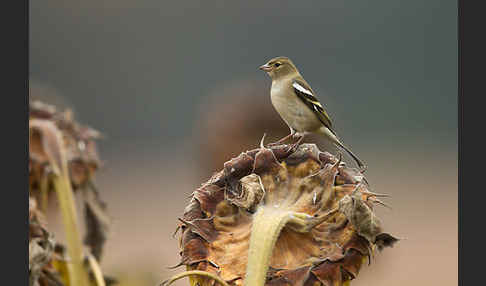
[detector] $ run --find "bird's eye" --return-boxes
[274,63,281,67]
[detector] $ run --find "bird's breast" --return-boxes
[270,81,321,132]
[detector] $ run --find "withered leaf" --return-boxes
[338,189,398,250]
[83,182,111,261]
[227,174,265,212]
[338,192,382,244]
[374,233,399,251]
[29,232,55,286]
[29,119,65,175]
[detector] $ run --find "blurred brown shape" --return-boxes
[174,143,397,285]
[194,80,330,175]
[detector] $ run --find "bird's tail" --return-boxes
[335,140,366,171]
[320,127,366,171]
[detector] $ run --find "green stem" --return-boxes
[244,207,293,286]
[243,206,339,286]
[162,270,230,286]
[87,253,106,286]
[53,173,90,286]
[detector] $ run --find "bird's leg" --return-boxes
[286,133,306,152]
[294,133,305,145]
[268,128,296,146]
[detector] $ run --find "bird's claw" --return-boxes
[267,141,283,147]
[285,142,300,154]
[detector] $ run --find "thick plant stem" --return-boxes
[53,173,90,286]
[243,207,293,286]
[87,253,106,286]
[51,124,89,286]
[243,206,339,286]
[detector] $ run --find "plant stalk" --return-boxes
[243,206,339,286]
[52,173,90,286]
[244,207,293,286]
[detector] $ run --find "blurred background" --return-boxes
[30,1,457,285]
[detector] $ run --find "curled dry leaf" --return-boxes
[29,119,65,175]
[337,186,399,251]
[29,196,62,286]
[170,143,398,286]
[226,173,265,212]
[29,236,56,286]
[83,182,111,261]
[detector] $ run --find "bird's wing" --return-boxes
[292,79,334,131]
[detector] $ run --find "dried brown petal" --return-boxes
[337,186,398,248]
[267,267,312,286]
[226,174,265,212]
[83,183,111,261]
[29,196,56,286]
[29,119,64,175]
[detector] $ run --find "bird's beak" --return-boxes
[259,64,272,72]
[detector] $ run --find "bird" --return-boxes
[259,56,366,170]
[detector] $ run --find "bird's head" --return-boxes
[259,56,299,79]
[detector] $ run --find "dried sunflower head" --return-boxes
[29,100,101,191]
[28,100,112,286]
[168,142,397,286]
[29,100,110,260]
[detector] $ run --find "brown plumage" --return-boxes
[259,56,366,170]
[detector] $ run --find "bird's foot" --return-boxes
[285,134,305,153]
[268,133,294,146]
[292,132,302,139]
[294,134,305,145]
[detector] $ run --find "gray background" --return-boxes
[30,1,457,285]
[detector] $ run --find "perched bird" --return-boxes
[259,56,366,170]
